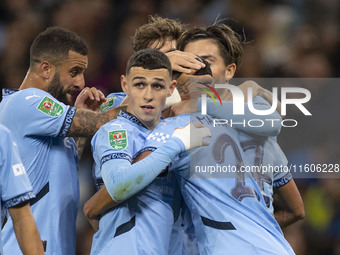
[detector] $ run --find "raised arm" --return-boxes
[67,105,127,137]
[166,50,206,74]
[273,179,305,228]
[84,124,210,230]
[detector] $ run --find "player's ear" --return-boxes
[224,63,236,82]
[167,80,176,97]
[121,75,128,94]
[40,61,54,80]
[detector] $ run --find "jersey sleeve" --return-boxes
[198,96,282,136]
[92,122,185,203]
[10,88,76,138]
[0,125,35,208]
[143,115,190,151]
[99,92,127,112]
[266,137,293,188]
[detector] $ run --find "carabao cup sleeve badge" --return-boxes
[100,96,115,112]
[37,96,64,117]
[109,130,127,150]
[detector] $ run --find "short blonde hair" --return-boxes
[132,15,183,52]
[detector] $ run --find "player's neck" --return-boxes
[125,107,161,130]
[142,118,160,130]
[19,70,46,91]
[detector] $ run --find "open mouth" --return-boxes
[141,105,155,112]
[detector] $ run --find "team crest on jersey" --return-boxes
[37,96,64,117]
[100,96,116,112]
[109,130,127,150]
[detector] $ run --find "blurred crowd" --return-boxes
[0,0,339,254]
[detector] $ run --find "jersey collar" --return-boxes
[119,110,148,129]
[2,88,19,97]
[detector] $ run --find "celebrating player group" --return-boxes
[0,15,304,255]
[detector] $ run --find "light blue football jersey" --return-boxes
[93,92,127,189]
[99,92,127,112]
[0,88,79,255]
[142,114,192,255]
[90,111,188,255]
[143,110,294,255]
[0,124,35,255]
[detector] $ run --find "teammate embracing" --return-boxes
[87,49,210,255]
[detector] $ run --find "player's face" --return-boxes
[183,39,235,82]
[149,38,176,53]
[47,50,88,105]
[121,67,175,129]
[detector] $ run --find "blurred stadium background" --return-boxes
[0,0,339,254]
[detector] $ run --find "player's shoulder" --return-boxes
[106,92,126,99]
[8,88,62,108]
[97,114,135,135]
[163,113,190,126]
[14,88,50,98]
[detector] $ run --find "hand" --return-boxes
[222,80,260,101]
[222,81,282,115]
[166,50,205,74]
[75,87,106,112]
[176,73,213,100]
[172,123,211,151]
[169,99,198,116]
[87,217,99,232]
[239,81,282,115]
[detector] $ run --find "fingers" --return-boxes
[177,73,213,86]
[202,141,210,146]
[166,51,206,74]
[192,74,214,86]
[75,87,107,110]
[83,87,106,103]
[193,122,204,128]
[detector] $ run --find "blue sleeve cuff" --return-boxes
[58,106,77,138]
[4,192,35,208]
[273,175,293,189]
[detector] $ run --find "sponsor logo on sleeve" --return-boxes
[100,96,116,112]
[37,97,64,117]
[109,130,127,150]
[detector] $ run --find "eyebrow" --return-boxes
[199,55,216,61]
[71,66,84,71]
[132,77,166,82]
[69,66,85,73]
[132,76,146,81]
[154,78,166,82]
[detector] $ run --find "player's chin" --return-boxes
[140,114,155,122]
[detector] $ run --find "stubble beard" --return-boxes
[47,72,72,105]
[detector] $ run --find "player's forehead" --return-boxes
[60,50,88,70]
[127,66,170,82]
[183,38,220,58]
